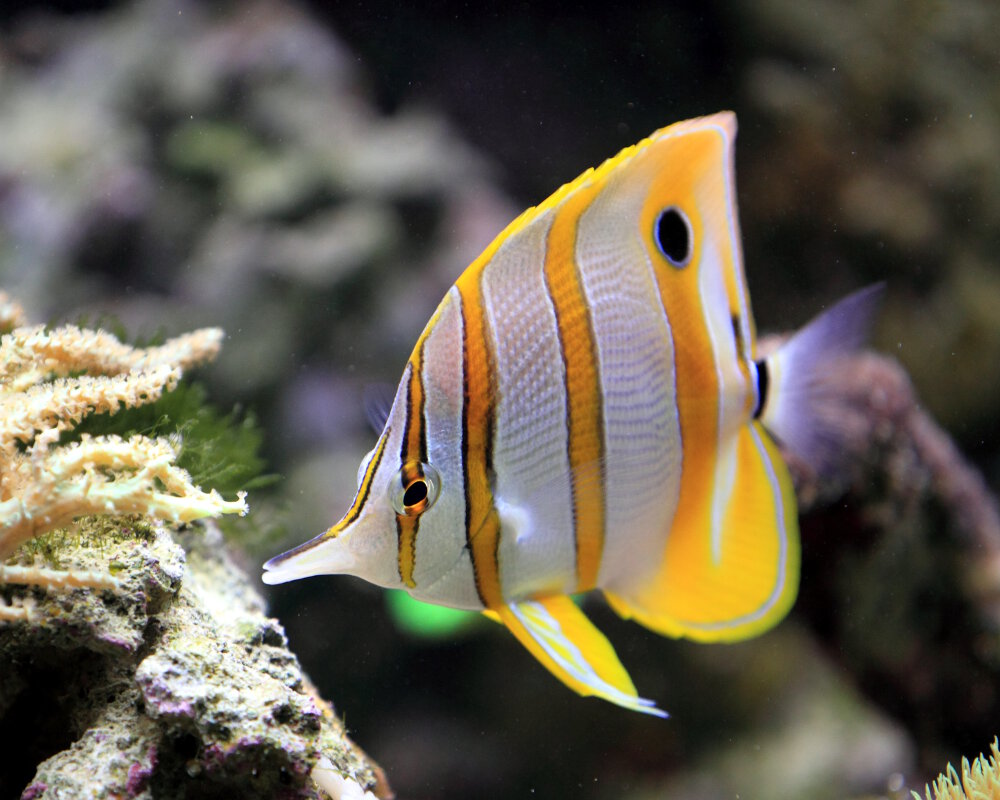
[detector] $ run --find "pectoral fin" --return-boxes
[487,596,666,717]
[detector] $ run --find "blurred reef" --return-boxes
[1,1,999,798]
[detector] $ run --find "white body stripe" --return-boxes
[574,171,682,589]
[698,234,746,563]
[411,289,481,608]
[680,424,789,632]
[715,122,754,362]
[745,424,789,622]
[480,211,578,599]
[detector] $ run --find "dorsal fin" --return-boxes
[362,382,396,433]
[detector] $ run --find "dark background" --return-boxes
[1,1,999,798]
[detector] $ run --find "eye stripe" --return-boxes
[396,514,418,588]
[395,358,424,588]
[395,329,432,588]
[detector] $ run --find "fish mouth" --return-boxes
[261,529,358,585]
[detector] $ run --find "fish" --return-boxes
[262,112,882,717]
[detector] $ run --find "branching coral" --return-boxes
[915,737,1000,800]
[0,291,247,563]
[0,562,123,622]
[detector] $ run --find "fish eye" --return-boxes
[390,462,441,517]
[403,480,427,508]
[654,207,692,268]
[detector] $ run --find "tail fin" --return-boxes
[757,283,884,477]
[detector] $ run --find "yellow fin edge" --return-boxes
[489,596,666,717]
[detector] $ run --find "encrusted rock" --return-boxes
[0,520,387,799]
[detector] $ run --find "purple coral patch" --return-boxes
[125,763,151,796]
[124,745,158,796]
[21,783,47,800]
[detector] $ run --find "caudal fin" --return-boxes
[757,283,884,477]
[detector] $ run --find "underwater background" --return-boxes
[1,1,999,797]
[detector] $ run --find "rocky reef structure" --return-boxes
[1,519,387,800]
[786,347,1000,764]
[0,296,387,798]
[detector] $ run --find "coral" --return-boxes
[0,298,247,562]
[0,291,386,796]
[0,562,120,621]
[0,519,390,799]
[915,738,1000,800]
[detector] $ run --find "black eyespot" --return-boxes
[402,479,428,509]
[654,207,692,267]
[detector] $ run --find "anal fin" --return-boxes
[488,596,666,717]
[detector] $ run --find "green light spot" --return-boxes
[386,591,479,638]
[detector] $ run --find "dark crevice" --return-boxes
[0,648,111,799]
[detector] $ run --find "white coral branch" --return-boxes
[0,595,35,623]
[0,301,249,566]
[0,365,180,457]
[0,434,247,560]
[0,325,223,387]
[0,563,120,590]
